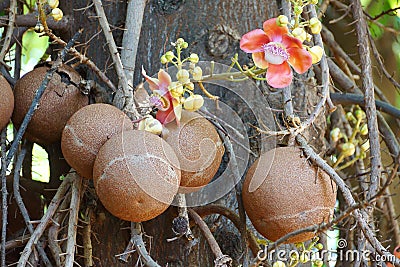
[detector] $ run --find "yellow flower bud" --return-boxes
[138,116,163,135]
[272,261,286,267]
[181,42,188,49]
[189,53,199,63]
[164,51,175,62]
[310,19,322,34]
[48,0,59,9]
[354,109,366,120]
[176,38,185,45]
[361,140,370,152]
[292,27,307,43]
[185,82,194,91]
[340,142,356,157]
[277,15,289,27]
[160,55,168,64]
[360,124,368,135]
[309,46,324,64]
[310,0,319,4]
[346,112,357,124]
[176,69,190,84]
[293,5,303,15]
[51,7,63,22]
[184,94,204,111]
[314,259,323,267]
[330,127,341,142]
[315,243,324,250]
[168,82,184,98]
[192,66,203,81]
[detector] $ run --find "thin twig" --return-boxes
[92,0,139,118]
[0,0,16,69]
[5,30,82,168]
[12,146,52,267]
[176,193,194,239]
[65,175,84,267]
[352,0,382,204]
[82,207,93,267]
[1,129,7,267]
[188,209,232,267]
[17,172,76,267]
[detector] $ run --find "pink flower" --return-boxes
[142,68,182,125]
[240,18,312,88]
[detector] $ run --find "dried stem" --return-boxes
[65,175,84,267]
[352,0,382,204]
[188,209,232,267]
[17,172,76,267]
[1,129,7,267]
[0,0,16,69]
[12,146,52,267]
[82,207,93,267]
[92,0,139,118]
[175,193,194,239]
[5,30,82,167]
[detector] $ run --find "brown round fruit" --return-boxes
[242,146,336,243]
[163,111,224,192]
[93,130,181,222]
[0,75,14,131]
[12,65,88,145]
[61,103,133,179]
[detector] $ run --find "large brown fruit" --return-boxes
[0,74,14,131]
[61,103,133,179]
[242,146,336,243]
[12,65,88,145]
[93,130,181,222]
[163,111,224,191]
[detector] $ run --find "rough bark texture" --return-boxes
[50,1,325,266]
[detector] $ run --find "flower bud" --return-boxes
[293,5,303,15]
[51,8,63,22]
[169,82,184,98]
[272,261,286,267]
[176,69,190,84]
[314,259,323,267]
[138,116,163,135]
[184,94,204,111]
[354,109,366,120]
[310,0,319,4]
[192,66,203,81]
[292,27,307,43]
[309,46,324,64]
[361,140,370,152]
[315,243,324,250]
[181,42,189,49]
[189,53,199,63]
[360,124,368,135]
[48,0,59,9]
[176,38,185,45]
[309,17,322,34]
[346,112,357,124]
[340,142,356,157]
[330,127,341,142]
[277,15,289,27]
[185,82,194,91]
[160,55,168,64]
[164,51,175,62]
[34,22,44,33]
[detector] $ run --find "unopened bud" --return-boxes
[160,55,168,64]
[272,261,286,267]
[176,69,190,84]
[300,252,309,263]
[309,46,324,64]
[192,66,203,81]
[169,82,184,98]
[360,124,368,135]
[346,112,357,124]
[189,53,199,63]
[292,27,307,43]
[309,17,322,34]
[51,8,63,22]
[184,94,204,111]
[164,51,175,62]
[277,15,289,27]
[330,127,341,142]
[48,0,59,9]
[138,116,163,135]
[361,140,370,152]
[341,142,356,157]
[293,5,303,15]
[354,109,366,120]
[176,38,185,45]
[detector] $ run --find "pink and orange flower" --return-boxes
[142,68,182,125]
[240,18,312,88]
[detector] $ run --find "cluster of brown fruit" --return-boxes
[0,65,336,243]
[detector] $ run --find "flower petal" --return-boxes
[266,62,292,88]
[157,69,172,88]
[263,18,288,42]
[142,67,160,91]
[281,34,303,49]
[287,47,313,74]
[240,29,270,53]
[252,52,269,69]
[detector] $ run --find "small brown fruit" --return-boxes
[93,130,181,222]
[242,146,336,243]
[12,65,88,145]
[163,111,224,192]
[61,103,133,179]
[0,75,14,131]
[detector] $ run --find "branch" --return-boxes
[1,129,7,267]
[0,0,16,69]
[92,0,139,119]
[5,30,82,168]
[352,0,382,204]
[17,172,76,267]
[188,209,232,267]
[65,175,84,267]
[12,146,52,267]
[0,13,70,31]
